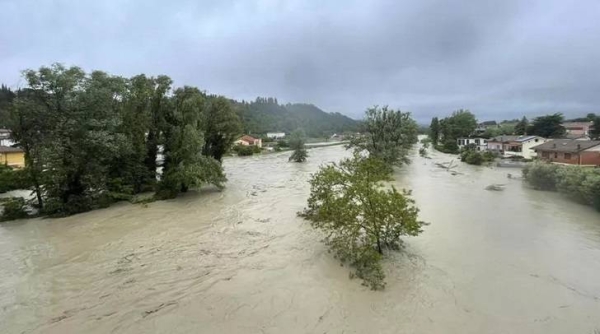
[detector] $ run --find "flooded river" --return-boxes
[1,146,599,333]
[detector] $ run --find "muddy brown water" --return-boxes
[1,145,599,333]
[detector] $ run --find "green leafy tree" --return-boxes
[109,74,155,195]
[157,87,226,199]
[10,89,49,208]
[351,106,418,167]
[16,65,128,215]
[514,117,529,135]
[202,96,242,162]
[0,84,16,128]
[429,117,440,145]
[144,76,172,182]
[437,109,477,152]
[300,155,425,289]
[289,129,308,162]
[527,113,566,138]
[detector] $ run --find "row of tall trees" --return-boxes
[429,109,477,153]
[7,64,241,216]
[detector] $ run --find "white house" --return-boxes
[0,129,14,147]
[457,138,488,151]
[266,132,286,139]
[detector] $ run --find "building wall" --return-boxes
[580,151,600,166]
[457,138,487,151]
[538,151,579,164]
[266,132,285,139]
[0,152,25,168]
[537,149,600,166]
[521,138,547,159]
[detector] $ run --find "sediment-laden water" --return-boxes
[1,146,599,333]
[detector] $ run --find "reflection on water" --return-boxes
[1,146,599,333]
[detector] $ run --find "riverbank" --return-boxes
[1,145,600,333]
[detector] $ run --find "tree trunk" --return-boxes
[376,238,383,254]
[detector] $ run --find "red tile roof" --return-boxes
[240,135,258,143]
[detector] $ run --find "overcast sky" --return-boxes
[2,0,600,122]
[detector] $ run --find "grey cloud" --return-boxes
[1,0,599,122]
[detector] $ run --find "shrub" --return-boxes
[232,144,260,156]
[523,162,600,212]
[1,197,29,221]
[522,162,559,191]
[0,165,31,193]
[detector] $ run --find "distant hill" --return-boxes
[233,97,359,137]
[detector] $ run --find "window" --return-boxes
[564,153,572,160]
[554,152,558,158]
[475,139,480,145]
[535,139,539,142]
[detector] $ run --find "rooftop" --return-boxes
[0,146,23,153]
[489,135,540,143]
[532,139,600,153]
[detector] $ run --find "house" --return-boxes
[457,138,488,151]
[0,129,14,147]
[0,146,25,168]
[564,133,591,141]
[235,135,262,148]
[487,135,547,159]
[266,132,286,139]
[532,139,600,166]
[562,122,593,136]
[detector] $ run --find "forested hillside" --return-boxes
[233,97,359,137]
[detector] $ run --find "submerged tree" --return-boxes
[289,129,308,162]
[156,87,226,199]
[351,106,418,167]
[202,96,242,162]
[300,155,425,289]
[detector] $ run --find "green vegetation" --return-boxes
[431,109,477,153]
[289,129,308,162]
[0,165,30,193]
[429,117,440,146]
[0,197,29,221]
[350,106,418,167]
[527,113,566,138]
[235,98,359,138]
[5,63,240,218]
[300,155,425,289]
[459,147,496,165]
[590,115,600,140]
[232,145,261,156]
[514,116,529,135]
[301,106,424,290]
[523,162,600,211]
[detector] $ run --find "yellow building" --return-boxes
[0,146,25,168]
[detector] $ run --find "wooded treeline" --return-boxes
[234,99,359,137]
[5,64,241,217]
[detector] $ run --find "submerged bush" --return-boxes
[232,144,261,156]
[300,155,426,289]
[522,162,559,191]
[523,162,600,211]
[1,197,29,221]
[459,147,495,166]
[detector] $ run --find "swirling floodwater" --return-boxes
[1,145,599,334]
